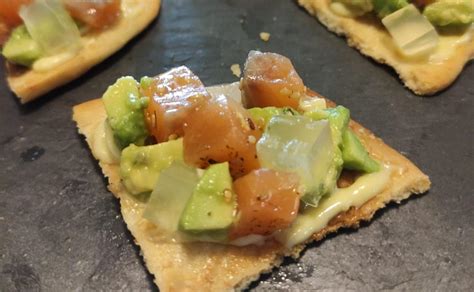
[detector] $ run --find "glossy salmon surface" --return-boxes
[64,0,121,30]
[241,51,306,109]
[183,94,261,179]
[230,169,300,239]
[142,66,211,142]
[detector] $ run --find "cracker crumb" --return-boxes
[259,32,270,42]
[280,87,291,95]
[168,134,178,141]
[247,135,256,144]
[230,64,241,77]
[224,189,233,203]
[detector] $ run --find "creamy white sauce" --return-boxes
[275,165,392,248]
[429,28,473,64]
[32,50,78,72]
[122,0,145,18]
[92,119,121,164]
[230,234,266,246]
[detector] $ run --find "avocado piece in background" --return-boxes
[102,77,149,148]
[423,0,473,27]
[342,129,380,173]
[2,25,43,67]
[372,0,409,18]
[120,139,184,196]
[179,162,235,236]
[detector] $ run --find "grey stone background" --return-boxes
[1,0,473,291]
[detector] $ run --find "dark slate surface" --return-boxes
[1,0,473,291]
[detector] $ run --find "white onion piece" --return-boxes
[20,0,81,56]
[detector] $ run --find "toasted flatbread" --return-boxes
[297,0,474,95]
[72,84,430,291]
[6,0,161,103]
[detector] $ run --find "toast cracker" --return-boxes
[298,0,474,95]
[73,90,430,291]
[6,0,161,103]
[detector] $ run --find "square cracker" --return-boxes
[297,0,474,95]
[6,0,161,103]
[73,94,430,291]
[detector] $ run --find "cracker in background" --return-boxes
[6,0,161,103]
[298,0,474,95]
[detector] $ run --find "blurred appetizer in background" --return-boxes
[0,0,161,103]
[73,51,430,291]
[298,0,474,95]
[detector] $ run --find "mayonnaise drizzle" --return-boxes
[275,165,392,248]
[92,119,121,164]
[32,50,78,72]
[429,27,473,64]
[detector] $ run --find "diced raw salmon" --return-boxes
[64,0,121,30]
[142,66,211,142]
[230,169,300,239]
[241,51,306,109]
[183,94,261,178]
[0,0,32,28]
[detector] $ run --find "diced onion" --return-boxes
[19,0,81,56]
[382,4,439,57]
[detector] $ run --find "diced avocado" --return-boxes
[382,4,439,57]
[341,129,380,173]
[330,0,374,17]
[179,162,235,235]
[257,115,337,206]
[247,107,298,129]
[2,25,43,67]
[372,0,409,19]
[143,162,199,234]
[140,76,154,91]
[102,77,149,148]
[325,106,350,148]
[120,139,184,196]
[423,0,474,27]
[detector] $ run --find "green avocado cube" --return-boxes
[179,162,235,234]
[2,25,43,67]
[341,129,380,173]
[423,0,474,27]
[102,76,149,148]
